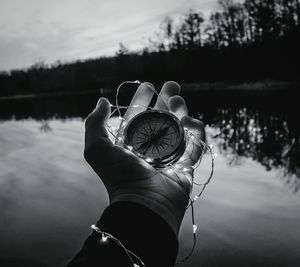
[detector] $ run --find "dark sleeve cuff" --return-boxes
[68,201,178,267]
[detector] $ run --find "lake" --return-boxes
[0,88,299,267]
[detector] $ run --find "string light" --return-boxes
[126,145,133,151]
[167,168,173,173]
[104,81,216,266]
[193,225,198,234]
[91,224,145,267]
[101,234,108,242]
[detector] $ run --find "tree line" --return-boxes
[0,0,299,97]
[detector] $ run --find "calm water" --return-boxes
[0,91,299,267]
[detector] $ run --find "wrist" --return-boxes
[109,189,187,236]
[97,201,179,267]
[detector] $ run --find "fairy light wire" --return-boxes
[103,80,216,265]
[91,224,145,267]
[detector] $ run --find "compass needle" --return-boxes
[124,110,185,167]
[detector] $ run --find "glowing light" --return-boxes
[167,168,173,173]
[178,156,185,162]
[118,116,123,120]
[209,144,214,149]
[133,264,140,267]
[194,196,199,201]
[117,137,123,142]
[109,103,113,107]
[145,158,153,163]
[183,167,189,172]
[127,145,133,151]
[132,104,139,108]
[213,153,218,159]
[101,234,108,242]
[193,224,198,234]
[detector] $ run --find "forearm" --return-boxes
[67,201,178,267]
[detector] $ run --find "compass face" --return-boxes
[124,110,185,167]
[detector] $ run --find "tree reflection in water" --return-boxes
[198,108,300,192]
[0,94,299,192]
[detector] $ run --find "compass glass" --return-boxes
[124,110,185,167]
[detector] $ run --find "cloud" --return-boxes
[0,0,218,71]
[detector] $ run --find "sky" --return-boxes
[0,0,219,71]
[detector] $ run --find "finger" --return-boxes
[168,95,188,120]
[154,81,181,111]
[182,115,205,142]
[85,97,111,137]
[177,116,206,168]
[84,98,115,164]
[123,82,155,123]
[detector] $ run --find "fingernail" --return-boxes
[96,98,104,107]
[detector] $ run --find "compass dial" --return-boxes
[124,110,185,167]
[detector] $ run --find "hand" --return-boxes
[84,81,205,235]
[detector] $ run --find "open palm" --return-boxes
[84,81,205,235]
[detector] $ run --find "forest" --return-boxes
[0,0,299,97]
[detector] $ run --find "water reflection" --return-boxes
[199,107,300,192]
[0,94,299,191]
[40,120,52,132]
[1,119,299,267]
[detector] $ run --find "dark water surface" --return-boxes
[0,89,299,267]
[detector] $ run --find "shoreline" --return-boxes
[0,81,298,101]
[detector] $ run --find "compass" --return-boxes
[124,110,186,168]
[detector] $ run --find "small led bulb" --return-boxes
[193,224,198,234]
[167,168,173,173]
[132,104,139,108]
[118,116,123,120]
[145,158,153,163]
[183,167,189,172]
[127,145,133,151]
[194,196,199,201]
[101,234,108,242]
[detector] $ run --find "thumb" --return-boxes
[85,97,111,136]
